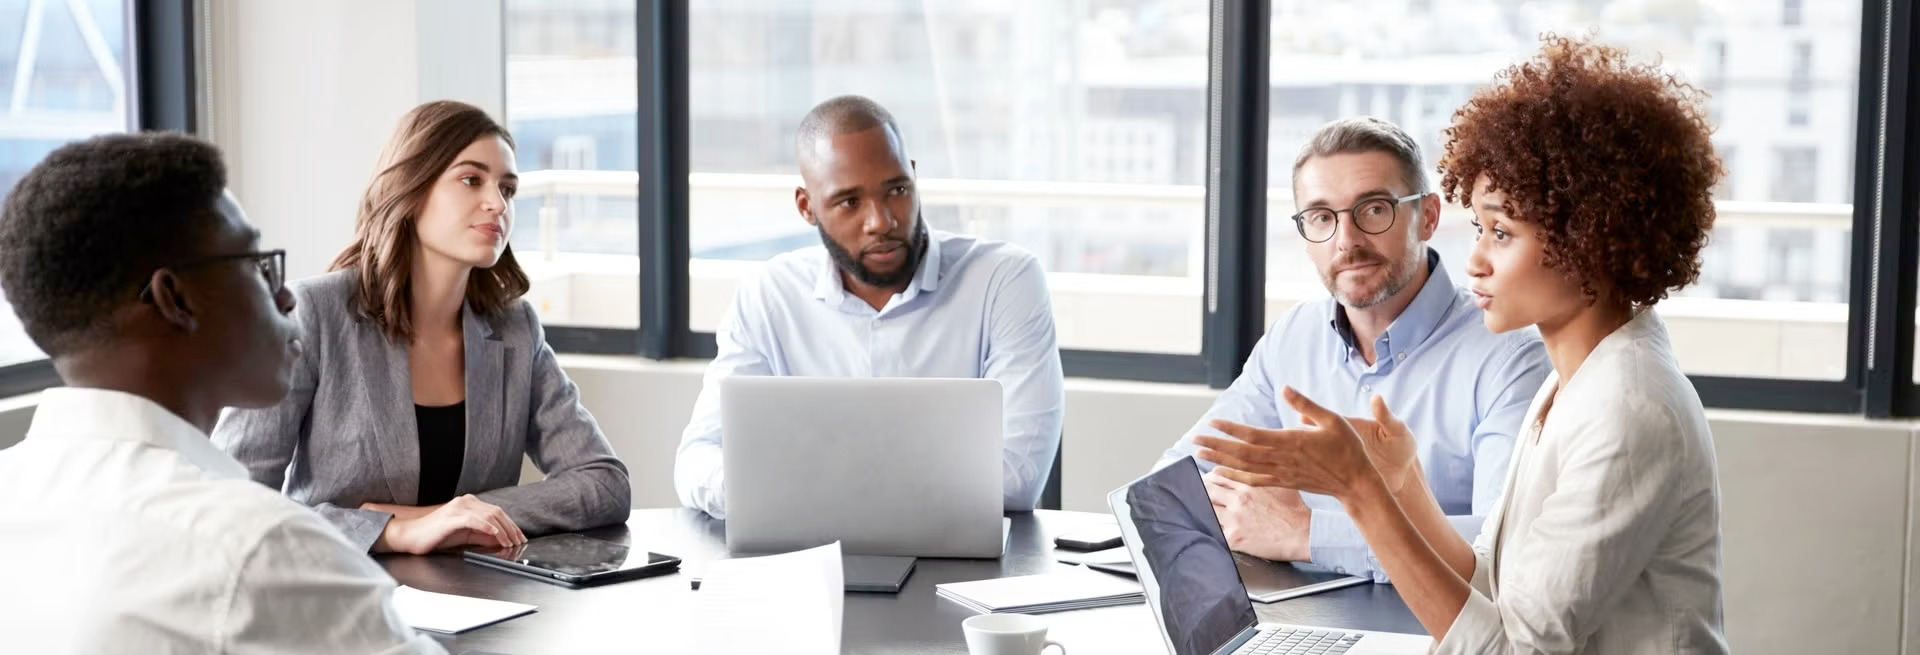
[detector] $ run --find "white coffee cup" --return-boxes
[962,613,1067,655]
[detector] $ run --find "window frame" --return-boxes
[0,0,200,398]
[1866,0,1920,416]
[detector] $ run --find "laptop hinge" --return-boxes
[1213,626,1262,655]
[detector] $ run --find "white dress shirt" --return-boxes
[1437,310,1728,654]
[676,230,1067,518]
[0,388,445,655]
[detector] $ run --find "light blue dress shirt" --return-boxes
[1159,251,1550,582]
[676,229,1067,519]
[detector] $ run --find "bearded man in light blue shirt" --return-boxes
[676,95,1065,519]
[1157,117,1550,582]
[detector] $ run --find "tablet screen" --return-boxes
[471,534,675,577]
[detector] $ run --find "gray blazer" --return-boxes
[212,270,632,551]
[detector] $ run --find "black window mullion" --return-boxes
[636,0,691,360]
[544,326,645,357]
[1202,0,1270,390]
[1859,0,1918,417]
[132,0,195,133]
[1887,0,1920,417]
[1688,376,1859,414]
[0,360,61,399]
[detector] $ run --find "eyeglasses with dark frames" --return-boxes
[1290,192,1429,243]
[139,250,287,302]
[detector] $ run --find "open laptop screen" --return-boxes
[1115,457,1260,655]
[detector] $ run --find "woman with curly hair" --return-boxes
[1193,35,1727,653]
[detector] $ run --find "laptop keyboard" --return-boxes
[1234,626,1366,655]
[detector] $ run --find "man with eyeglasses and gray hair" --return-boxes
[1154,117,1550,583]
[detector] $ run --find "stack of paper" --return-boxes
[390,585,536,634]
[693,541,844,655]
[935,567,1143,614]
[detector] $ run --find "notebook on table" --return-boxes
[934,566,1143,614]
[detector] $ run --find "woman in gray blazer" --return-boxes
[214,100,631,554]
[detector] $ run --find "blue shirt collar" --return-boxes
[813,229,946,306]
[1327,248,1460,364]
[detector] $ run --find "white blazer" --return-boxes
[1435,309,1729,654]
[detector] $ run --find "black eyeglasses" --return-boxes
[1290,193,1428,243]
[139,249,287,302]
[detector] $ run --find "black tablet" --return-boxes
[462,534,680,588]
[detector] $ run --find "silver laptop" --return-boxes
[1108,457,1432,655]
[721,376,1005,558]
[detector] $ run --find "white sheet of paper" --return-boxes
[693,541,844,655]
[390,585,537,634]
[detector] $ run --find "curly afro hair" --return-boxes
[0,132,226,356]
[1438,34,1721,307]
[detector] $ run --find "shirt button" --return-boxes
[1395,352,1406,361]
[1361,384,1372,393]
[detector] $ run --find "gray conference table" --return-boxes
[380,508,1424,654]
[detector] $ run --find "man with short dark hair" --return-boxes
[0,133,444,653]
[1156,117,1551,582]
[675,95,1065,518]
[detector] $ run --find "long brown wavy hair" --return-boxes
[331,100,531,342]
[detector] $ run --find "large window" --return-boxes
[497,0,1920,416]
[0,0,136,368]
[503,0,642,331]
[684,1,1211,355]
[502,0,1215,354]
[1264,0,1861,381]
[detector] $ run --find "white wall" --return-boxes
[202,0,504,279]
[1706,411,1914,654]
[1909,438,1920,653]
